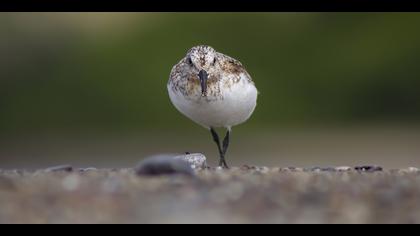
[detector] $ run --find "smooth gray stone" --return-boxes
[45,165,73,173]
[354,165,383,172]
[78,167,98,172]
[136,155,194,176]
[335,166,352,172]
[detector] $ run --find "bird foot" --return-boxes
[219,160,230,169]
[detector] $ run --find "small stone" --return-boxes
[335,166,352,172]
[215,166,224,171]
[257,166,270,174]
[78,167,98,172]
[407,167,420,172]
[278,168,287,172]
[173,153,207,169]
[321,167,337,172]
[279,167,303,172]
[306,167,322,172]
[312,166,322,172]
[135,155,194,176]
[289,167,304,172]
[304,167,336,172]
[355,165,383,172]
[240,165,252,171]
[45,165,73,173]
[399,167,420,174]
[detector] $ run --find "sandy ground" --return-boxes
[1,166,420,224]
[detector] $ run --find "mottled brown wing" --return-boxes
[218,52,254,83]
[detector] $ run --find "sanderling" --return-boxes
[167,45,258,168]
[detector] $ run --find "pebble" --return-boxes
[305,166,321,172]
[78,167,98,173]
[322,167,337,172]
[135,155,194,176]
[173,153,207,169]
[398,167,420,174]
[240,165,254,171]
[45,165,73,173]
[335,166,352,172]
[304,167,320,172]
[289,167,304,172]
[258,166,270,174]
[303,167,337,172]
[407,167,419,172]
[279,167,304,172]
[354,165,383,172]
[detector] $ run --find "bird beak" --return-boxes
[198,70,208,97]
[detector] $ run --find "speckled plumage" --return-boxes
[168,45,258,129]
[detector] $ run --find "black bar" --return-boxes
[0,0,418,12]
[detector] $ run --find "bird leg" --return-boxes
[210,128,230,169]
[221,130,230,168]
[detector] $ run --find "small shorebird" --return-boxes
[167,45,258,168]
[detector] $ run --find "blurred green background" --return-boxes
[1,13,420,168]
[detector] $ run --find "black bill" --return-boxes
[198,70,208,97]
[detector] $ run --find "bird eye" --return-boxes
[187,57,193,66]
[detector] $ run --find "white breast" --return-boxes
[168,73,258,129]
